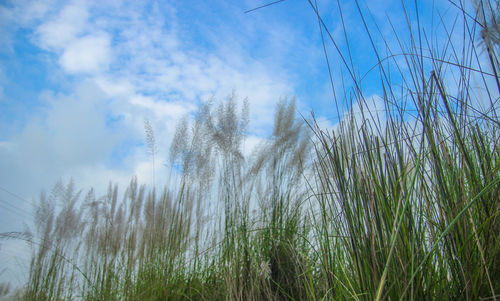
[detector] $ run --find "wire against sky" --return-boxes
[244,0,287,13]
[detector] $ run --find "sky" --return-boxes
[0,0,494,288]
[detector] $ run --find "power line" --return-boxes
[244,0,287,14]
[0,186,34,220]
[0,186,31,204]
[0,199,32,221]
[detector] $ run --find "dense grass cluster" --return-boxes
[2,0,499,300]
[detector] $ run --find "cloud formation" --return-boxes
[0,0,291,286]
[0,0,304,248]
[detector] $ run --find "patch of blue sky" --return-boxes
[0,30,62,127]
[107,139,144,170]
[104,111,125,129]
[308,0,462,122]
[175,4,322,78]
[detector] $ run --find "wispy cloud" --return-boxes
[0,0,302,239]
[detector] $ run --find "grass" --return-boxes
[2,0,499,300]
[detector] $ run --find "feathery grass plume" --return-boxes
[144,118,157,188]
[25,180,87,301]
[474,0,500,121]
[0,231,32,241]
[247,97,312,300]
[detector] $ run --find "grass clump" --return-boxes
[13,0,500,300]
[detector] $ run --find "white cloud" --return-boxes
[34,1,113,74]
[348,95,385,120]
[59,33,111,73]
[129,95,195,119]
[94,76,134,97]
[35,0,88,51]
[0,0,56,54]
[314,115,337,133]
[0,81,118,200]
[243,135,265,158]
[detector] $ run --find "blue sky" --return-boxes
[0,0,494,287]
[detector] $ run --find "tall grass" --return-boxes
[309,0,499,299]
[9,0,499,300]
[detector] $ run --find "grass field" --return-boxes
[3,0,499,300]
